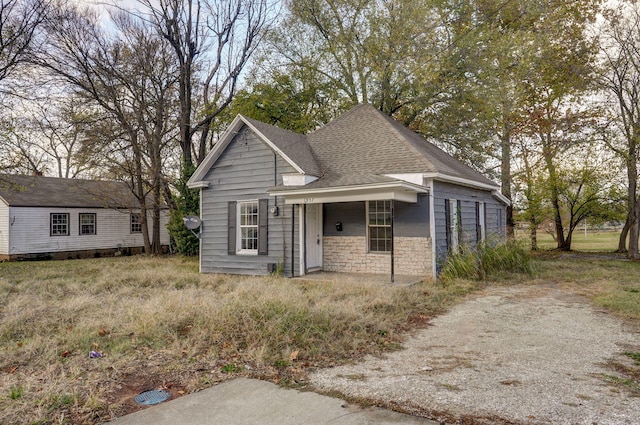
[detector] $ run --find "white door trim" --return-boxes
[305,204,323,272]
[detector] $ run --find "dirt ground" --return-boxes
[309,284,640,425]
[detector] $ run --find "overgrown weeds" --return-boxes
[0,256,478,424]
[439,240,534,282]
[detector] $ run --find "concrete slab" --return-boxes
[106,378,437,425]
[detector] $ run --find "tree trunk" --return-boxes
[626,138,638,259]
[546,168,566,250]
[617,215,630,253]
[529,219,538,250]
[562,225,574,251]
[179,59,193,171]
[500,114,514,238]
[629,197,640,259]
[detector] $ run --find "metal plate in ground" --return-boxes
[134,389,170,405]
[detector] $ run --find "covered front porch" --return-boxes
[271,179,432,282]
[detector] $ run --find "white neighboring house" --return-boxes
[0,174,170,261]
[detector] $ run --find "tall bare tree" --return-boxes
[39,5,179,254]
[135,0,272,171]
[0,0,48,84]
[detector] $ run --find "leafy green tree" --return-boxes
[220,71,340,134]
[269,0,443,116]
[417,0,602,237]
[166,163,200,256]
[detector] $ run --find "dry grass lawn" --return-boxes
[1,253,638,424]
[0,256,478,424]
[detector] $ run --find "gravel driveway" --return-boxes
[310,284,640,424]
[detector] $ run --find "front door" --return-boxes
[305,204,322,272]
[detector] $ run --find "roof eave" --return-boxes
[424,173,510,206]
[424,172,500,191]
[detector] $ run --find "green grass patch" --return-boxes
[601,374,640,394]
[624,352,640,365]
[520,230,621,252]
[532,255,640,320]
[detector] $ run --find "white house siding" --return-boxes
[7,206,169,256]
[0,203,9,255]
[199,126,300,276]
[432,180,506,273]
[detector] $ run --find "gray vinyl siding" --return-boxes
[433,181,506,273]
[395,194,429,238]
[199,126,300,276]
[323,202,365,236]
[322,194,429,238]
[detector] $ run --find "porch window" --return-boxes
[368,200,391,252]
[50,213,69,236]
[238,200,259,253]
[79,213,96,235]
[130,213,142,233]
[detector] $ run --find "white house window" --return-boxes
[238,200,259,253]
[130,213,142,233]
[368,200,391,252]
[51,213,69,236]
[79,213,96,235]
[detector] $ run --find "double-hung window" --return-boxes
[79,213,96,235]
[51,213,70,236]
[238,200,259,253]
[228,199,268,256]
[130,213,142,233]
[368,200,391,252]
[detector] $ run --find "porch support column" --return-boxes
[390,199,395,284]
[291,204,295,277]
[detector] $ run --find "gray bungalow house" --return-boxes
[187,104,508,280]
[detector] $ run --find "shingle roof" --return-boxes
[282,104,498,189]
[0,174,141,208]
[191,104,500,192]
[242,115,321,176]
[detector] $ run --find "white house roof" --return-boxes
[0,174,141,208]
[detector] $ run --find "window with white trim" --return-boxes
[238,200,259,253]
[130,213,142,233]
[79,213,96,235]
[51,213,69,236]
[368,200,391,252]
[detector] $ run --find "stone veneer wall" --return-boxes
[323,236,432,278]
